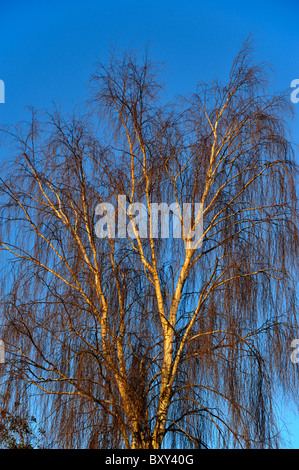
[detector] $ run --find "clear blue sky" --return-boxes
[0,0,298,448]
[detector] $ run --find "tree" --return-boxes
[0,398,44,449]
[0,40,298,449]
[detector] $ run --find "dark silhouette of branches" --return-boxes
[0,39,298,448]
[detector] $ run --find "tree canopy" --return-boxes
[0,40,298,449]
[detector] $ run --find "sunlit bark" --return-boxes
[0,39,298,449]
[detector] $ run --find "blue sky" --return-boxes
[0,0,298,448]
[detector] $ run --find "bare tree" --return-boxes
[0,397,44,449]
[0,40,298,449]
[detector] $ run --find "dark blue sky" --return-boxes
[0,0,298,447]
